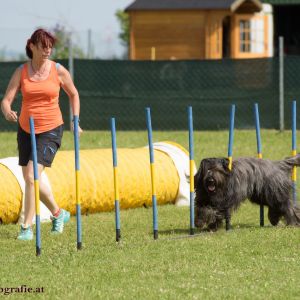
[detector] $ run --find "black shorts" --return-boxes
[17,124,64,167]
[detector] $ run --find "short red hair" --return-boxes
[26,28,56,59]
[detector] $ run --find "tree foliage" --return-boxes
[51,24,85,59]
[115,10,129,47]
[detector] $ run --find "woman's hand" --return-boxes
[1,68,21,123]
[71,122,83,136]
[77,125,83,135]
[4,110,18,122]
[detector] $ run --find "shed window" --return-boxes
[240,20,251,52]
[239,18,264,54]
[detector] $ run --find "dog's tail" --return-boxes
[283,154,300,167]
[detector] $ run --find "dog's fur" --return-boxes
[194,155,300,230]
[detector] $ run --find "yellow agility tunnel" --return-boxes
[0,142,194,224]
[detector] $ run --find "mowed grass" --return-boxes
[0,130,299,299]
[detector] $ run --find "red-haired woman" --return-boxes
[1,28,82,240]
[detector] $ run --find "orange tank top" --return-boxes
[19,61,64,134]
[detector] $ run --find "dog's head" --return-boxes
[195,157,230,195]
[194,158,231,230]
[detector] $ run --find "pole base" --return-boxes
[190,228,195,235]
[225,223,231,231]
[77,242,82,250]
[36,247,41,256]
[154,230,158,240]
[260,205,264,227]
[116,229,121,242]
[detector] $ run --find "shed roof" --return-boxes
[125,0,262,12]
[263,0,300,4]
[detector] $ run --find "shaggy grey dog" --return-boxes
[194,155,300,230]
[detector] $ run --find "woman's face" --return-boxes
[30,42,52,60]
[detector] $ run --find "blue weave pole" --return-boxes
[254,103,264,227]
[292,101,297,206]
[228,104,235,166]
[226,104,235,231]
[29,117,41,256]
[73,115,82,250]
[145,107,158,240]
[188,106,195,235]
[111,117,121,242]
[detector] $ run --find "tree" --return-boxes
[51,24,85,59]
[0,47,6,61]
[115,10,129,48]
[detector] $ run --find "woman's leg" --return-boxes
[38,169,59,215]
[22,161,59,226]
[22,162,36,226]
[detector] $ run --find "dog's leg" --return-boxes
[225,209,231,230]
[283,205,300,225]
[194,205,210,229]
[276,197,300,225]
[209,216,224,231]
[268,207,281,226]
[195,205,220,230]
[194,205,202,228]
[207,223,217,231]
[292,206,300,225]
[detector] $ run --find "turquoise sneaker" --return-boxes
[17,225,33,241]
[51,209,70,234]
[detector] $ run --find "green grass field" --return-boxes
[0,130,299,299]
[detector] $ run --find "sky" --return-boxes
[0,0,133,60]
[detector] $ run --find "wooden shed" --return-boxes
[125,0,273,60]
